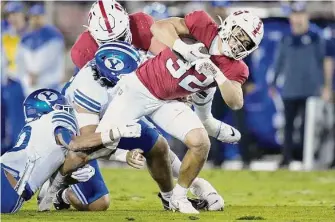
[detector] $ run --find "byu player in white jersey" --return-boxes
[55,42,224,212]
[1,89,90,213]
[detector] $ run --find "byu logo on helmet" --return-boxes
[95,41,141,84]
[37,91,58,102]
[105,57,125,73]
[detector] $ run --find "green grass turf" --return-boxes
[2,169,335,221]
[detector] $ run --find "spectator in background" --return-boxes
[2,1,27,77]
[17,4,65,96]
[271,2,330,168]
[1,2,27,154]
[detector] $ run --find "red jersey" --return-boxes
[136,10,249,100]
[71,12,161,69]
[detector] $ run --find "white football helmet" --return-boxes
[218,10,264,60]
[87,0,131,45]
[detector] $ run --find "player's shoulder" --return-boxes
[50,110,78,135]
[71,63,107,113]
[71,30,98,69]
[185,10,216,26]
[130,12,154,24]
[184,10,218,48]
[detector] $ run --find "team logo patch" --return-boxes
[37,91,58,102]
[104,57,124,73]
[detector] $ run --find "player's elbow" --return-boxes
[225,97,244,110]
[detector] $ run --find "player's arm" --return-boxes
[194,59,245,110]
[150,17,189,48]
[150,16,209,62]
[216,80,244,110]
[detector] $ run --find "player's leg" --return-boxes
[54,160,110,211]
[1,166,25,213]
[117,120,174,195]
[149,101,212,213]
[167,149,223,211]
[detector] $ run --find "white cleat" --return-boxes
[37,179,50,205]
[169,195,199,214]
[203,118,241,144]
[38,180,58,212]
[190,178,224,211]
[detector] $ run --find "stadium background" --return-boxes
[1,0,335,170]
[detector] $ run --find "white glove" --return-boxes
[112,121,142,140]
[71,164,95,182]
[173,39,210,63]
[126,149,146,169]
[193,58,221,78]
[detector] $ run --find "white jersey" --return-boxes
[1,110,77,194]
[65,63,115,119]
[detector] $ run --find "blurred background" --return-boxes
[1,0,334,171]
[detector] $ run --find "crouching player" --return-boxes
[0,89,139,213]
[49,41,223,212]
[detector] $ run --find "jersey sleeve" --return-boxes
[72,66,105,114]
[130,12,154,51]
[214,57,249,84]
[51,110,78,135]
[184,10,218,48]
[71,31,99,69]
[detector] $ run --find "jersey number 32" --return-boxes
[166,58,213,92]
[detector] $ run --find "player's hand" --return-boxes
[126,149,146,169]
[71,164,95,182]
[193,58,221,78]
[173,39,210,63]
[113,121,142,139]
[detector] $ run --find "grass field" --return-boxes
[2,168,335,222]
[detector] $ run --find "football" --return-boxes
[173,35,209,61]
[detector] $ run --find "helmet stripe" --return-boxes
[98,0,113,34]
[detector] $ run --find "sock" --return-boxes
[61,188,70,204]
[169,150,182,178]
[173,184,188,198]
[49,171,66,193]
[160,191,173,201]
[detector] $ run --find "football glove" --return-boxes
[173,39,210,63]
[71,164,95,182]
[112,121,142,140]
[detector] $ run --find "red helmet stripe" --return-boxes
[98,0,113,33]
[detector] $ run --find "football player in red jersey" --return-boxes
[95,10,263,214]
[55,1,234,213]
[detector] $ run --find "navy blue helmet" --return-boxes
[95,41,141,84]
[23,88,73,122]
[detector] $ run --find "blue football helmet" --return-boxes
[95,41,141,84]
[23,88,73,122]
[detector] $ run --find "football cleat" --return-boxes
[158,193,208,210]
[53,188,70,210]
[202,118,241,144]
[37,179,50,205]
[169,195,199,214]
[190,178,224,211]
